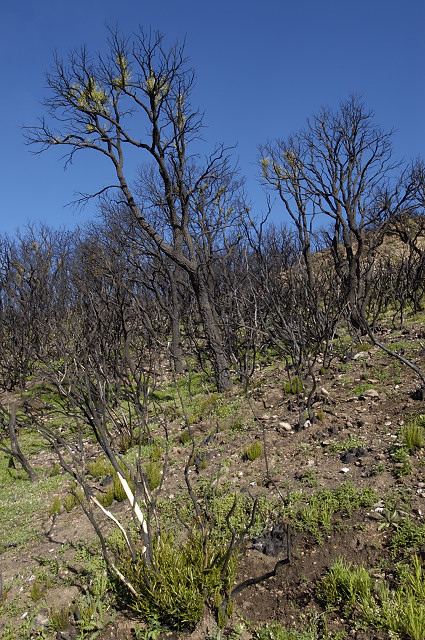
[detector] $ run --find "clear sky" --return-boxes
[1,0,424,237]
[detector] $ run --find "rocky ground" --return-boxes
[1,320,425,640]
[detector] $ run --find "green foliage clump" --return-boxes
[30,580,45,602]
[63,486,84,513]
[390,516,425,558]
[253,621,321,640]
[401,415,425,451]
[326,435,366,453]
[49,605,70,632]
[318,557,372,612]
[319,555,425,640]
[111,530,237,630]
[150,445,163,462]
[96,486,114,508]
[285,483,378,544]
[179,430,191,445]
[243,440,263,461]
[49,463,61,477]
[353,382,373,396]
[284,376,303,394]
[188,392,219,423]
[112,466,135,502]
[49,495,62,517]
[391,445,413,477]
[87,456,114,478]
[145,461,162,490]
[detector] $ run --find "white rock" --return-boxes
[340,467,350,473]
[278,421,293,431]
[361,389,380,399]
[353,351,369,360]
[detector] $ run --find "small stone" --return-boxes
[353,351,369,360]
[34,613,50,628]
[340,467,350,473]
[278,421,292,431]
[360,389,380,399]
[320,387,330,397]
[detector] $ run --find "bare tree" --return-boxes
[260,96,418,330]
[25,28,246,391]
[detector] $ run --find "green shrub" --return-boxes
[49,605,70,632]
[320,555,425,640]
[179,430,191,445]
[96,486,114,508]
[30,580,45,602]
[402,417,425,451]
[150,445,163,462]
[391,446,412,477]
[146,461,162,491]
[111,530,237,630]
[113,466,135,502]
[318,557,372,612]
[49,495,62,516]
[284,376,303,394]
[87,456,114,478]
[49,463,61,477]
[243,440,263,461]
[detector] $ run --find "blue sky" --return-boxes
[1,0,424,237]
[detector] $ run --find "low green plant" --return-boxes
[145,461,162,490]
[253,618,329,640]
[179,430,191,445]
[112,465,135,502]
[49,463,61,477]
[326,435,366,453]
[284,376,303,394]
[286,483,378,544]
[111,529,237,630]
[318,557,373,613]
[299,470,318,488]
[402,416,425,451]
[391,446,412,477]
[49,495,62,516]
[96,485,115,508]
[49,605,70,632]
[243,440,263,461]
[63,489,84,513]
[353,382,373,396]
[320,555,425,640]
[30,579,45,602]
[390,517,425,558]
[87,456,114,478]
[150,445,163,462]
[133,617,162,640]
[376,508,402,531]
[370,461,386,476]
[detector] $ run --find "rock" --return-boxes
[360,389,380,399]
[56,624,78,640]
[34,612,50,629]
[278,421,292,431]
[353,351,369,360]
[340,467,350,473]
[100,474,113,486]
[340,451,356,463]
